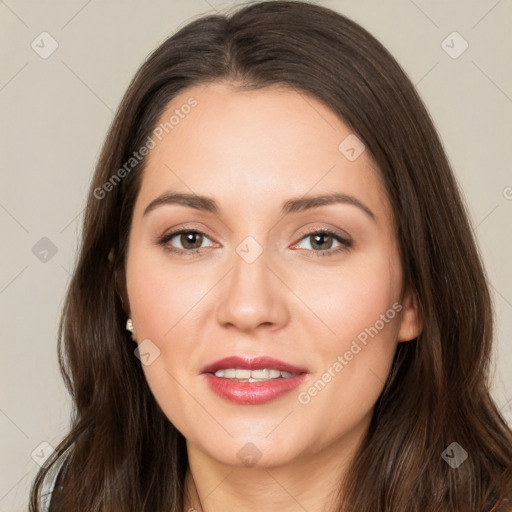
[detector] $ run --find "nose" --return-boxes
[216,245,290,333]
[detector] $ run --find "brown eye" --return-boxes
[157,229,214,255]
[293,230,352,257]
[309,232,335,251]
[178,231,204,250]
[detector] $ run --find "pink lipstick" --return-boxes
[200,355,309,405]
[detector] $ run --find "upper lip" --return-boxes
[200,356,309,374]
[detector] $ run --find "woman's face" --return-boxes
[124,82,420,468]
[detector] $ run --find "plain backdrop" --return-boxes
[1,1,511,510]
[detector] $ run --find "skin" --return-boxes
[123,81,421,512]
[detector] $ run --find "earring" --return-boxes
[126,318,137,341]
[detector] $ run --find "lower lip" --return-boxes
[203,373,308,405]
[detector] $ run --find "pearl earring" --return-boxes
[126,318,137,341]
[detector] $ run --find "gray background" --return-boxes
[1,1,511,510]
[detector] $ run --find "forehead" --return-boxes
[135,82,391,224]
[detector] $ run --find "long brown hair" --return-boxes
[29,1,512,510]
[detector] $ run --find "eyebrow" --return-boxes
[143,191,376,221]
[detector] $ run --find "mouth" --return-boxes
[200,355,308,377]
[210,368,300,382]
[200,355,309,405]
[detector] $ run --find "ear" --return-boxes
[397,286,422,342]
[109,248,130,316]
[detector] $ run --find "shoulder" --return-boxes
[41,448,70,511]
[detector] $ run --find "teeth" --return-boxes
[235,369,251,379]
[213,368,299,381]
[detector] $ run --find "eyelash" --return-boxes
[157,228,352,258]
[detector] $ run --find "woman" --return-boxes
[29,1,512,511]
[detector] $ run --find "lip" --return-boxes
[200,355,309,375]
[203,373,309,405]
[200,356,309,405]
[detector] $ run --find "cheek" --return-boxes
[125,248,203,426]
[294,250,401,349]
[293,250,401,413]
[126,267,172,344]
[126,244,208,346]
